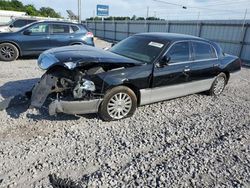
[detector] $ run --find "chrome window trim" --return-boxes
[158,39,219,66]
[191,40,219,60]
[163,40,192,65]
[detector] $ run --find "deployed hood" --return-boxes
[38,45,143,70]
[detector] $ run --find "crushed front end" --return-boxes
[30,65,106,116]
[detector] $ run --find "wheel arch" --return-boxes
[45,65,74,78]
[70,42,85,46]
[222,71,230,84]
[0,41,22,56]
[105,83,141,105]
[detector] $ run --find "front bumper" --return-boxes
[48,99,103,115]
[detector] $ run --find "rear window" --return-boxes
[51,24,70,34]
[192,42,217,60]
[70,25,80,33]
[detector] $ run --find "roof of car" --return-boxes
[35,20,79,24]
[135,32,207,42]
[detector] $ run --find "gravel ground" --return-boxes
[0,39,249,188]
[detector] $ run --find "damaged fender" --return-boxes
[30,74,58,108]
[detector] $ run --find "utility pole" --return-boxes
[196,12,200,36]
[242,8,248,31]
[78,0,82,23]
[146,6,149,19]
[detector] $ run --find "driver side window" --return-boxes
[167,42,190,63]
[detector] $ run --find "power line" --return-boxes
[153,0,244,13]
[204,0,250,7]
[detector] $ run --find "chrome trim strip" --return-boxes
[166,58,219,66]
[139,78,215,106]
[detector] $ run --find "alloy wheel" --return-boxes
[107,92,132,119]
[0,45,15,60]
[213,76,225,95]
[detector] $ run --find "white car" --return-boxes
[0,18,37,32]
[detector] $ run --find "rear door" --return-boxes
[189,41,219,83]
[49,23,72,48]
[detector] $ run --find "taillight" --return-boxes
[86,32,94,38]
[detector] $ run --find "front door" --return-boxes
[21,23,51,54]
[140,41,192,105]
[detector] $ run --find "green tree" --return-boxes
[146,17,160,20]
[131,15,137,20]
[0,0,61,18]
[39,7,61,18]
[25,4,38,16]
[136,17,145,20]
[0,0,24,11]
[11,0,24,11]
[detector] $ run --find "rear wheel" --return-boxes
[209,73,227,96]
[99,86,137,121]
[0,43,19,61]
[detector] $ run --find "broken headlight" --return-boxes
[38,53,59,70]
[73,79,96,99]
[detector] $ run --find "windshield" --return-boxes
[109,36,167,64]
[6,19,14,25]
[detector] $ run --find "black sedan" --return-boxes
[1,33,241,121]
[0,20,94,61]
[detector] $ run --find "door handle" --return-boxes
[213,64,219,67]
[69,36,74,38]
[184,68,190,72]
[44,36,50,39]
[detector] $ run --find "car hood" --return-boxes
[38,45,143,70]
[0,25,11,33]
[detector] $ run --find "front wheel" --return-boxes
[99,86,137,121]
[0,43,19,61]
[209,73,227,96]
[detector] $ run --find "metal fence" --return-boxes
[86,20,250,62]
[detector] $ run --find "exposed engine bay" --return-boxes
[29,64,127,115]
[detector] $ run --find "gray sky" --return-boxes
[20,0,250,20]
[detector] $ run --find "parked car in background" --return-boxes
[0,21,94,61]
[25,33,241,121]
[0,17,38,32]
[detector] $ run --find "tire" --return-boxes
[0,43,19,61]
[209,73,227,96]
[99,86,137,121]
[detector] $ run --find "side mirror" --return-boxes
[9,24,13,28]
[23,30,32,35]
[159,56,171,67]
[111,43,115,47]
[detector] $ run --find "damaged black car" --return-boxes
[1,33,241,121]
